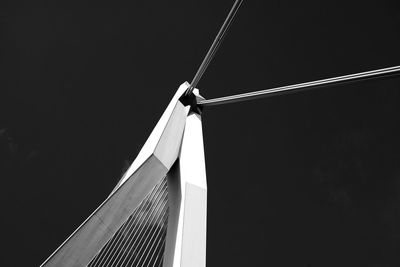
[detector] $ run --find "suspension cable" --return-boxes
[185,0,244,96]
[198,65,400,107]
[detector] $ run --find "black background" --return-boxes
[1,0,400,266]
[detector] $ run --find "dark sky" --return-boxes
[1,0,400,266]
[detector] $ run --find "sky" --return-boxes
[1,0,400,266]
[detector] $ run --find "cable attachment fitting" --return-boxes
[179,88,205,115]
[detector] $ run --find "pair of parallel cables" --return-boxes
[186,0,400,107]
[90,2,399,265]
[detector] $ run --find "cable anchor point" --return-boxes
[180,87,205,115]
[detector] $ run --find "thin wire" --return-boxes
[122,206,167,267]
[191,0,243,93]
[108,182,167,266]
[133,206,168,265]
[186,0,244,96]
[94,181,164,267]
[117,203,167,267]
[157,256,164,267]
[138,213,168,266]
[97,180,165,267]
[150,233,167,267]
[187,0,243,95]
[118,193,168,266]
[113,188,167,267]
[104,184,164,267]
[97,179,166,267]
[115,200,167,267]
[133,208,168,266]
[112,185,166,265]
[198,65,400,106]
[156,256,164,267]
[92,180,165,267]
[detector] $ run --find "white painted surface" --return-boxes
[181,184,207,267]
[179,112,207,189]
[119,82,190,186]
[169,105,207,267]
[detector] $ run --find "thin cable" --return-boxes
[186,0,244,96]
[98,179,166,267]
[191,0,243,92]
[133,206,168,265]
[118,193,168,266]
[187,0,243,95]
[115,200,167,267]
[113,187,167,267]
[108,182,167,266]
[157,256,164,267]
[92,180,165,267]
[117,203,167,267]
[139,213,168,266]
[132,208,168,266]
[112,187,168,266]
[97,180,165,267]
[156,256,164,267]
[94,181,164,267]
[198,65,400,106]
[150,233,167,267]
[103,185,164,267]
[122,206,167,267]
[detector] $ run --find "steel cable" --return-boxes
[198,65,400,106]
[91,178,166,267]
[116,192,168,266]
[107,182,167,266]
[127,207,168,266]
[150,233,167,267]
[186,0,244,96]
[91,180,164,267]
[139,214,168,267]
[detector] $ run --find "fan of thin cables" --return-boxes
[88,177,168,267]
